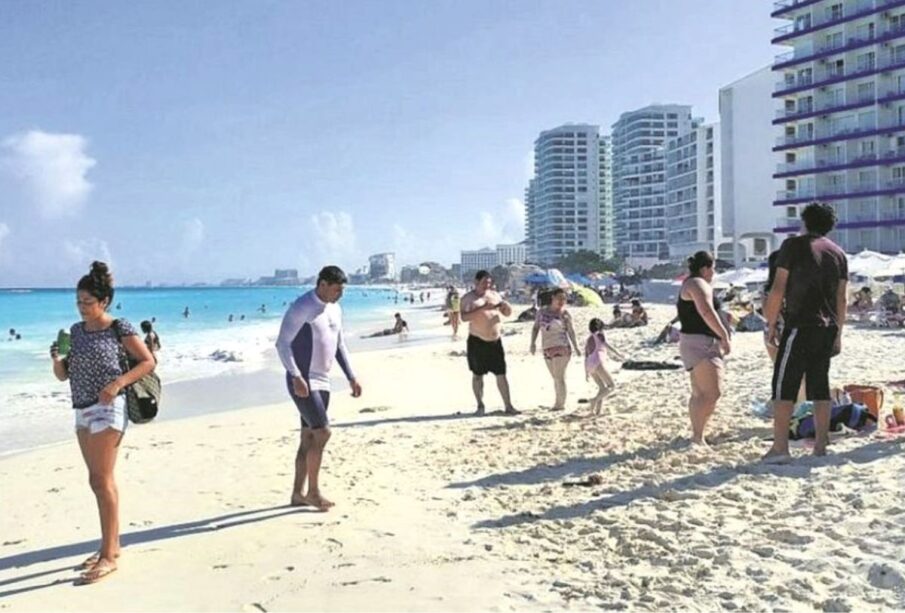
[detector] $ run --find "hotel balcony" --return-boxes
[772,0,905,45]
[773,22,905,70]
[774,177,905,205]
[773,90,905,125]
[774,55,905,97]
[774,148,905,177]
[774,118,905,150]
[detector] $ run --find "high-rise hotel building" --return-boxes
[772,0,905,253]
[665,122,723,261]
[611,105,695,266]
[525,124,612,265]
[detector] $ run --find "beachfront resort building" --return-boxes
[368,253,397,282]
[665,122,726,262]
[772,0,905,253]
[599,135,615,259]
[525,124,611,265]
[496,242,527,266]
[611,104,695,267]
[459,247,498,278]
[720,65,779,265]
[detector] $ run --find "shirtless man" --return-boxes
[460,270,519,416]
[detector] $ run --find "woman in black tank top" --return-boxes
[676,251,732,446]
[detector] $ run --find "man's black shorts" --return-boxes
[771,326,838,402]
[466,335,507,376]
[285,374,330,428]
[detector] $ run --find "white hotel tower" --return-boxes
[525,124,608,265]
[611,104,695,266]
[772,0,905,253]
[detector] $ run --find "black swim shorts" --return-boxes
[771,326,838,402]
[285,374,331,428]
[466,335,507,376]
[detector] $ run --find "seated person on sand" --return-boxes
[736,305,767,332]
[850,286,873,314]
[654,316,681,344]
[363,313,409,339]
[628,299,648,327]
[879,287,902,313]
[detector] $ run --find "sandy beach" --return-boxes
[2,302,904,611]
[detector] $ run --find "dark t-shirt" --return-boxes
[776,234,848,328]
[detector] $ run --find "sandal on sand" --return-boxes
[77,560,117,585]
[76,551,120,570]
[761,453,792,465]
[76,553,102,570]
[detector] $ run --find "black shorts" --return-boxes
[771,326,838,402]
[466,335,507,376]
[285,374,330,429]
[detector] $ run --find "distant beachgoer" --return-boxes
[419,292,424,304]
[8,328,14,337]
[275,265,361,511]
[448,288,461,339]
[611,304,623,326]
[182,306,190,319]
[150,317,156,324]
[258,303,267,314]
[654,316,681,345]
[140,320,161,360]
[763,203,848,461]
[228,314,234,322]
[460,270,518,416]
[115,302,122,310]
[427,291,431,301]
[880,286,902,314]
[630,299,649,327]
[530,288,581,411]
[677,251,732,446]
[49,261,155,584]
[585,318,626,414]
[363,313,408,338]
[15,333,21,340]
[240,314,245,321]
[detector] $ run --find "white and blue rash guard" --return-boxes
[275,290,356,391]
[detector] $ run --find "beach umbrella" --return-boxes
[566,273,593,286]
[573,286,604,307]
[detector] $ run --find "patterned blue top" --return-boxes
[68,318,137,409]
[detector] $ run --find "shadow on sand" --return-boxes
[0,505,313,597]
[471,438,904,529]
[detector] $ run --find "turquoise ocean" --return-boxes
[0,285,438,456]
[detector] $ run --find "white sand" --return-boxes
[1,304,904,611]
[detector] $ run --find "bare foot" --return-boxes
[303,493,335,511]
[290,494,309,507]
[813,442,829,457]
[690,438,710,449]
[475,405,486,416]
[504,406,520,415]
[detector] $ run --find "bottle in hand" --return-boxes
[56,329,71,357]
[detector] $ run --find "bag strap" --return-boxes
[110,318,132,377]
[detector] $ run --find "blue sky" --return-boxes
[0,1,775,286]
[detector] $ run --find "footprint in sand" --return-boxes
[769,528,814,545]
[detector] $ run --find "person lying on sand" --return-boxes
[362,313,409,339]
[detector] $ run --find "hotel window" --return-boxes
[826,3,843,20]
[825,32,843,51]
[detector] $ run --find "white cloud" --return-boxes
[63,238,113,272]
[2,130,97,219]
[181,217,205,252]
[309,210,358,267]
[479,197,525,245]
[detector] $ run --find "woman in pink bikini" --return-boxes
[529,288,581,411]
[584,318,626,414]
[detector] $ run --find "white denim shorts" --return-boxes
[74,396,128,434]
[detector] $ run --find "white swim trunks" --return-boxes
[74,396,128,434]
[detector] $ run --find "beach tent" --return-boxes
[847,250,894,276]
[572,286,604,307]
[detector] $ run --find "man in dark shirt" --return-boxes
[763,202,848,461]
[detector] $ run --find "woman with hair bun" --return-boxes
[49,261,155,584]
[676,251,731,446]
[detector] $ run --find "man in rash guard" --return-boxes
[276,265,362,511]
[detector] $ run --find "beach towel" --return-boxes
[621,360,682,371]
[789,403,876,440]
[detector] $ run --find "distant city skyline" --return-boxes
[0,1,776,286]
